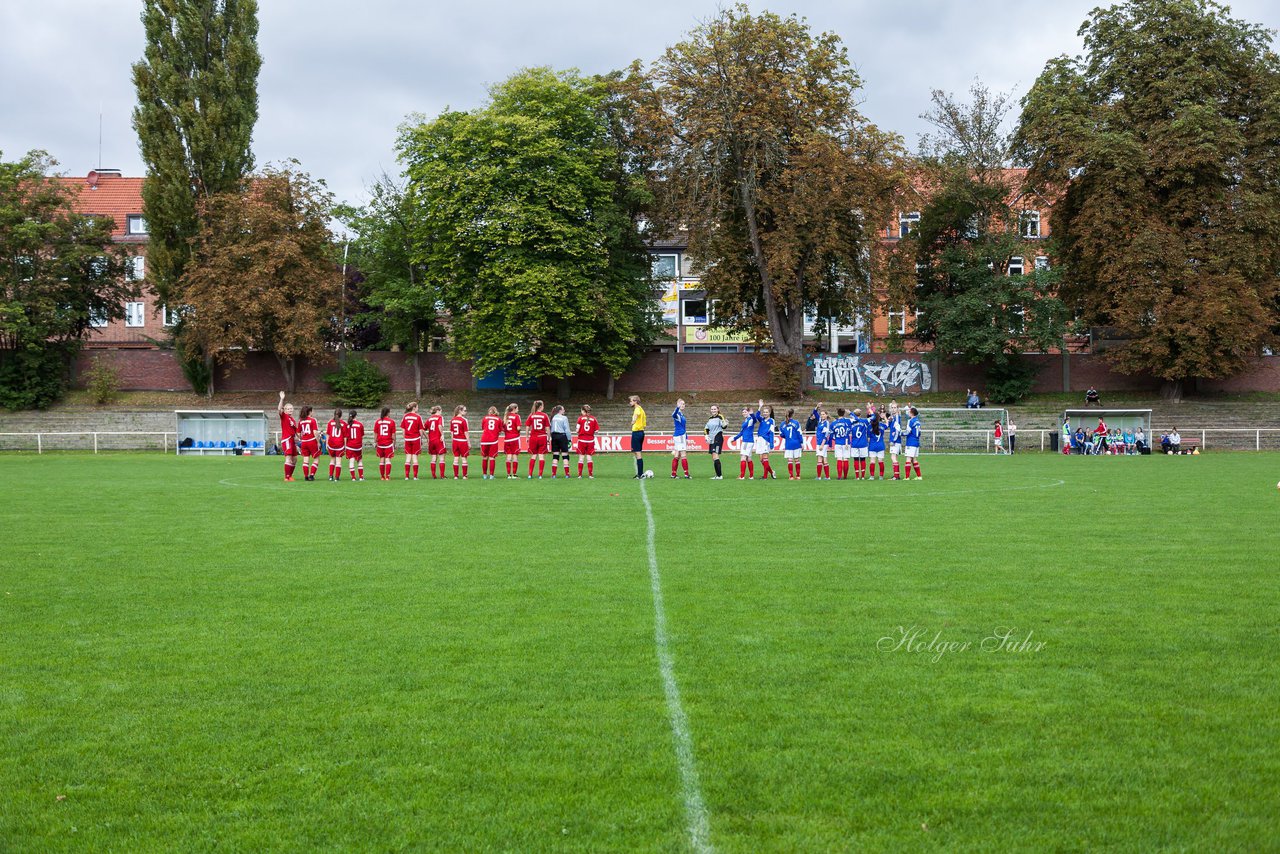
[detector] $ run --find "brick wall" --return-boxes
[72,348,1280,395]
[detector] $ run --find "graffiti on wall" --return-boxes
[808,355,933,395]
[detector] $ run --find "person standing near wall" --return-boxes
[704,405,727,480]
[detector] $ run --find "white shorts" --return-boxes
[753,437,770,455]
[890,442,902,455]
[835,445,850,460]
[739,443,754,457]
[852,447,868,459]
[904,445,919,459]
[672,434,687,452]
[784,448,801,460]
[869,450,884,460]
[994,437,1003,447]
[815,446,828,458]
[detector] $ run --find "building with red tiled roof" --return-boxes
[56,170,162,348]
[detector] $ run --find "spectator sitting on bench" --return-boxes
[1169,428,1181,454]
[1073,427,1088,454]
[1160,432,1172,454]
[965,389,981,409]
[1085,386,1101,406]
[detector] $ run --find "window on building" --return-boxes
[887,306,921,335]
[88,308,109,328]
[1008,256,1025,276]
[898,211,921,238]
[1035,255,1050,271]
[684,344,740,353]
[1008,305,1026,334]
[128,256,145,280]
[1020,210,1041,238]
[651,253,678,281]
[161,305,183,327]
[681,298,708,326]
[125,302,146,328]
[126,215,148,235]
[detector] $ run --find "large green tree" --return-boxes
[1014,0,1280,398]
[910,83,1068,403]
[398,67,660,389]
[177,164,338,393]
[336,173,440,398]
[0,152,136,409]
[629,4,906,392]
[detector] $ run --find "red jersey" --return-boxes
[279,411,298,439]
[450,416,469,441]
[326,418,347,448]
[527,412,550,437]
[426,414,444,442]
[373,417,397,448]
[346,419,366,449]
[480,415,502,443]
[298,417,319,441]
[576,415,599,439]
[503,413,522,440]
[401,412,425,440]
[994,423,1003,439]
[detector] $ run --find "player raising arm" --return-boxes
[450,405,470,479]
[575,404,599,478]
[814,410,832,480]
[277,391,299,482]
[502,404,522,479]
[756,401,777,480]
[671,399,690,478]
[345,410,365,481]
[426,405,447,479]
[401,402,425,480]
[325,408,347,481]
[373,407,397,481]
[297,405,320,481]
[831,408,852,479]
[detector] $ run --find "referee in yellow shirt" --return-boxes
[629,395,647,479]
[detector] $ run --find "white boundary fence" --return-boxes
[4,428,1280,453]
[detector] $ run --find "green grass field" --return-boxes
[2,451,1278,851]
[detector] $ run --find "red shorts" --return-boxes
[528,435,548,455]
[346,448,363,461]
[329,445,346,458]
[503,438,520,455]
[481,442,499,458]
[428,439,446,456]
[376,444,394,460]
[577,440,596,456]
[404,438,422,455]
[452,441,470,458]
[300,440,320,457]
[281,436,298,455]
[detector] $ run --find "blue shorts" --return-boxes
[630,431,645,453]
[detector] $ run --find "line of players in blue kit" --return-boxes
[669,398,924,481]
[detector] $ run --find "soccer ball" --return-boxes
[643,469,654,479]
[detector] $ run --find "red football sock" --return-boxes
[413,464,419,478]
[672,458,679,476]
[529,459,535,476]
[461,462,468,477]
[284,462,294,479]
[914,460,922,477]
[587,461,593,476]
[577,462,583,476]
[538,460,545,476]
[748,461,755,478]
[739,460,747,478]
[879,461,885,477]
[681,458,689,475]
[453,463,459,478]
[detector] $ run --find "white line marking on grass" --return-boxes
[640,480,714,854]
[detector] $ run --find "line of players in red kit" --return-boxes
[275,392,602,482]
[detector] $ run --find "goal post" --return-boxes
[913,407,1011,454]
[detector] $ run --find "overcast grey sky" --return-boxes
[3,1,1277,206]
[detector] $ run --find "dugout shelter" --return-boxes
[176,410,267,455]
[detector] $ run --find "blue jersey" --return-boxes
[886,414,901,445]
[906,416,922,447]
[781,418,803,450]
[672,407,687,437]
[816,420,833,448]
[733,416,756,445]
[757,416,775,446]
[868,422,886,452]
[831,417,852,445]
[850,417,869,449]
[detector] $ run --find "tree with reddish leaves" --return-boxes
[177,163,339,394]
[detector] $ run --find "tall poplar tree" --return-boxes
[132,0,261,303]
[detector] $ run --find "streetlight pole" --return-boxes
[340,240,349,359]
